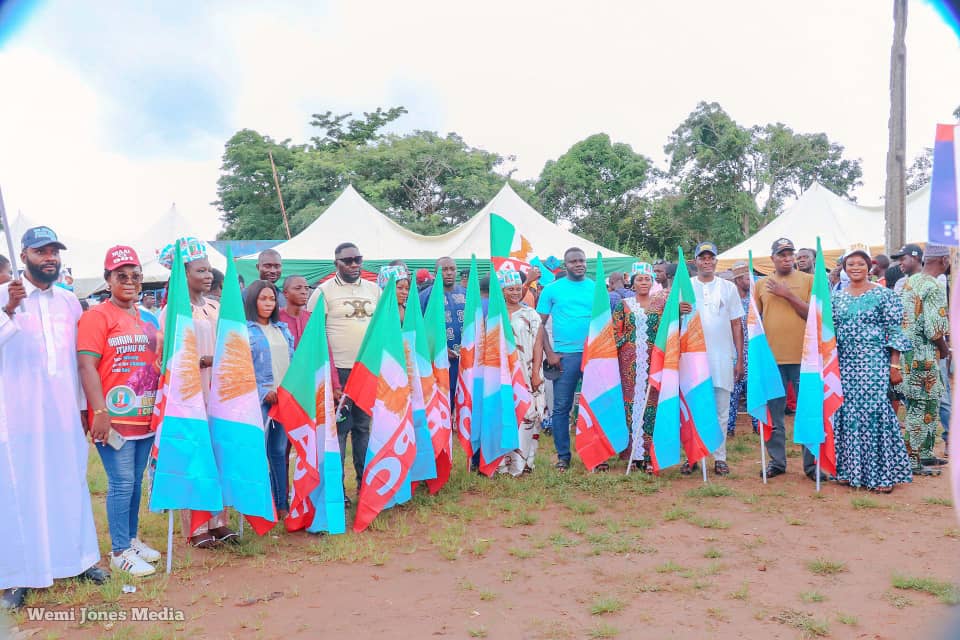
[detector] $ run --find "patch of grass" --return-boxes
[785,516,806,526]
[663,505,694,521]
[851,496,883,510]
[479,589,498,601]
[799,590,826,603]
[703,548,723,559]
[884,590,913,609]
[836,612,858,625]
[706,607,729,623]
[508,547,535,559]
[688,516,731,530]
[470,538,491,557]
[923,496,953,507]
[772,609,830,638]
[892,574,960,605]
[624,516,654,529]
[563,499,598,515]
[636,582,665,593]
[430,521,467,561]
[944,527,960,539]
[685,484,736,498]
[729,582,749,600]
[590,596,625,615]
[549,533,578,548]
[562,517,589,535]
[586,622,619,638]
[806,558,846,576]
[505,511,539,527]
[467,626,488,638]
[656,560,686,574]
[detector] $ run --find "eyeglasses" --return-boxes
[337,256,363,266]
[113,272,143,283]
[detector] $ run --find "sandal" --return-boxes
[870,486,894,494]
[680,461,698,475]
[714,461,730,476]
[914,466,942,477]
[594,462,610,473]
[190,534,218,549]
[209,527,241,545]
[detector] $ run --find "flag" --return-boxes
[401,292,439,492]
[269,300,345,534]
[575,254,629,470]
[794,237,842,476]
[746,251,785,441]
[648,249,723,472]
[149,244,223,519]
[206,248,276,535]
[344,278,416,532]
[477,265,531,475]
[454,256,484,462]
[423,269,454,494]
[928,123,960,245]
[490,213,534,272]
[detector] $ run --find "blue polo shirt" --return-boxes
[536,277,594,353]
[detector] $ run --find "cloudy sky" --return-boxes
[0,0,958,243]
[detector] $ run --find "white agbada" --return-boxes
[0,278,100,589]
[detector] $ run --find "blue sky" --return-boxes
[0,0,958,242]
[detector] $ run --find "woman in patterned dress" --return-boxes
[832,245,913,493]
[612,263,668,472]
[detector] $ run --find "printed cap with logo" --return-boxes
[21,226,67,251]
[497,268,523,288]
[891,243,923,259]
[694,241,718,257]
[104,245,141,271]
[631,262,655,278]
[770,237,795,255]
[731,261,750,277]
[416,268,432,285]
[842,243,872,264]
[377,264,409,289]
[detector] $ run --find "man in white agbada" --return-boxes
[0,226,108,611]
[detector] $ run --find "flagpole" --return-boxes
[165,510,174,574]
[701,459,708,483]
[0,186,24,312]
[815,454,821,493]
[760,432,768,484]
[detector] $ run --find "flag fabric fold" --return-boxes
[928,123,960,245]
[649,249,722,472]
[149,244,223,520]
[794,237,842,477]
[345,278,417,532]
[746,252,785,442]
[401,294,439,492]
[490,213,534,272]
[477,265,531,475]
[454,256,484,462]
[208,248,276,535]
[423,269,454,494]
[270,300,345,534]
[575,254,629,470]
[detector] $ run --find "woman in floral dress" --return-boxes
[832,245,913,493]
[612,263,668,472]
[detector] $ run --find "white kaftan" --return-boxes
[0,279,100,589]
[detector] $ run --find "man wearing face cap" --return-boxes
[0,227,108,610]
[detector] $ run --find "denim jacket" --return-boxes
[247,321,295,416]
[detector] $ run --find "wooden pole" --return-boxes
[268,151,292,240]
[884,0,907,253]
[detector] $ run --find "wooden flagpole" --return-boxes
[268,151,292,240]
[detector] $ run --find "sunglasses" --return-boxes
[337,256,363,266]
[113,272,143,283]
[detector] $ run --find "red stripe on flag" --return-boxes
[679,396,711,465]
[271,388,319,532]
[189,510,213,540]
[245,514,277,536]
[343,362,378,416]
[575,400,617,471]
[936,124,957,142]
[426,453,452,495]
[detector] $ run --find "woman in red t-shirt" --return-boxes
[78,246,162,578]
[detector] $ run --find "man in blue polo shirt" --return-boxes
[535,247,594,471]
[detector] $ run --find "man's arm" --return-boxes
[732,318,745,381]
[764,278,809,320]
[536,313,560,367]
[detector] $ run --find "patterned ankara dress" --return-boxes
[897,273,949,468]
[612,291,667,469]
[832,286,913,489]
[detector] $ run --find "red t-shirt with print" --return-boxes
[78,302,160,438]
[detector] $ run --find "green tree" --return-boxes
[534,133,653,251]
[308,107,408,150]
[906,147,933,195]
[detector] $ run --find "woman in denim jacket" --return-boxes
[245,280,295,519]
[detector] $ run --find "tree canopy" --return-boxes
[214,104,864,260]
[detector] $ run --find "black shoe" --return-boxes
[344,494,352,508]
[0,587,27,610]
[77,565,110,585]
[680,461,698,475]
[761,466,786,479]
[921,457,949,467]
[806,471,834,482]
[555,460,569,472]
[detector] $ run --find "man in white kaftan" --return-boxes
[0,226,105,610]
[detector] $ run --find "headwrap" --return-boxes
[377,264,409,289]
[631,262,654,279]
[157,237,208,271]
[497,268,523,288]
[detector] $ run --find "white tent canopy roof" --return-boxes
[253,183,626,261]
[718,182,933,262]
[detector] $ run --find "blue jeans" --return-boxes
[265,415,289,512]
[96,435,155,554]
[551,352,583,463]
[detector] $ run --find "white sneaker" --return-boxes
[129,538,161,563]
[111,548,156,577]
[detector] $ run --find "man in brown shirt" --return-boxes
[755,237,823,481]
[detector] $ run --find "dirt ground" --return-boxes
[5,415,960,640]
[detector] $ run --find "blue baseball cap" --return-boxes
[21,226,67,251]
[694,241,718,257]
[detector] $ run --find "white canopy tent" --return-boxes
[717,182,933,272]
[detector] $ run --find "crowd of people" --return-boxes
[0,224,951,610]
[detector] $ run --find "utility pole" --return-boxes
[884,0,907,252]
[268,151,292,240]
